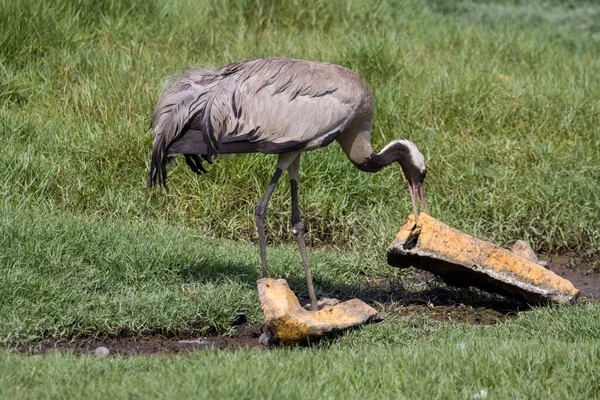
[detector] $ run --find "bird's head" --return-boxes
[385,140,430,225]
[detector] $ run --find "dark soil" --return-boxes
[15,324,269,356]
[10,254,598,357]
[544,255,600,298]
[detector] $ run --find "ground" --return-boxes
[12,255,598,356]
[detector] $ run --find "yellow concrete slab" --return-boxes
[257,278,379,344]
[387,213,580,304]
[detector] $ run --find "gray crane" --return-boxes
[146,58,429,310]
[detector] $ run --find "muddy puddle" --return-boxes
[10,254,599,356]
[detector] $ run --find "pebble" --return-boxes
[94,346,110,358]
[258,331,276,346]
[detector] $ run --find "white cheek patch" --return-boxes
[384,139,426,172]
[405,141,426,173]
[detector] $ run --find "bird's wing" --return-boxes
[188,59,364,155]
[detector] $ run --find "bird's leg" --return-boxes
[290,178,319,311]
[254,168,283,278]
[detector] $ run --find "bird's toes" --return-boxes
[304,298,341,310]
[318,298,341,308]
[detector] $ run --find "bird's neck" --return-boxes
[337,129,424,175]
[354,140,414,173]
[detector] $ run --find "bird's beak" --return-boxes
[408,182,429,226]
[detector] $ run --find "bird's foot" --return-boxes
[304,297,340,311]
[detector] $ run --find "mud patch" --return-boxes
[14,324,268,356]
[9,254,598,356]
[544,255,600,299]
[384,303,519,325]
[358,272,526,325]
[12,297,515,357]
[10,288,522,356]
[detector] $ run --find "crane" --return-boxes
[146,58,429,311]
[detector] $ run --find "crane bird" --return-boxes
[146,58,429,311]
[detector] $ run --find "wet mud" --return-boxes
[14,324,269,356]
[544,255,600,298]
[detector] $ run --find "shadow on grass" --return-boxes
[11,267,528,355]
[293,271,528,326]
[169,251,527,326]
[176,258,259,285]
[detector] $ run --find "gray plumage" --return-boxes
[147,58,429,311]
[148,58,373,188]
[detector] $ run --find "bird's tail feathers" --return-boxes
[146,77,212,197]
[146,70,221,204]
[145,133,169,205]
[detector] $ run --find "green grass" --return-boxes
[1,305,599,398]
[2,205,599,399]
[0,206,380,342]
[1,0,600,398]
[1,0,599,256]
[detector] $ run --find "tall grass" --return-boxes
[1,0,599,259]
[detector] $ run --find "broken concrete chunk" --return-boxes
[387,214,580,305]
[257,278,379,344]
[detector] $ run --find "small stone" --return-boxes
[94,346,110,358]
[258,331,277,346]
[510,240,548,267]
[511,240,544,265]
